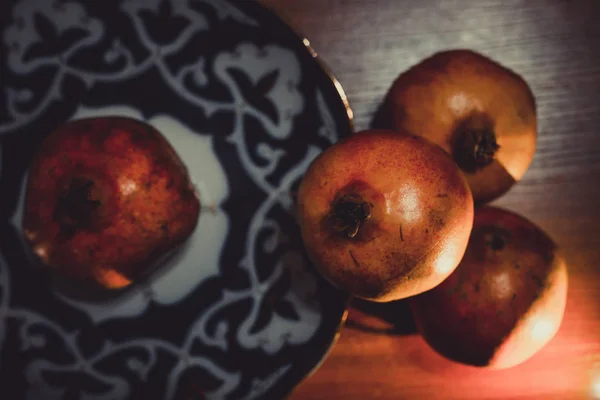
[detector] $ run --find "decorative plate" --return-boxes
[0,0,352,399]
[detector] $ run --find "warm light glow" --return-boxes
[119,177,138,196]
[591,363,600,399]
[491,271,512,299]
[430,224,466,276]
[592,377,600,400]
[33,244,49,261]
[448,92,470,114]
[529,316,555,342]
[433,249,455,275]
[387,185,421,223]
[94,268,132,289]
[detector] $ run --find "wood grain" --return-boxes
[260,0,600,399]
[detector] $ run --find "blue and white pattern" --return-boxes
[0,0,351,399]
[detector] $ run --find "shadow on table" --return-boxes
[345,297,417,335]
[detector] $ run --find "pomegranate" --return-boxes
[384,49,537,203]
[22,116,200,292]
[410,206,568,368]
[297,129,473,302]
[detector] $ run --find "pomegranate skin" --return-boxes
[410,206,568,369]
[297,129,474,302]
[22,116,200,291]
[385,49,537,203]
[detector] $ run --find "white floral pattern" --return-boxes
[0,0,349,399]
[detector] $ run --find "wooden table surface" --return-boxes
[261,0,600,399]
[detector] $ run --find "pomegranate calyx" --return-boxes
[53,177,102,237]
[329,194,371,239]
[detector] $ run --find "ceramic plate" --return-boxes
[0,0,352,398]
